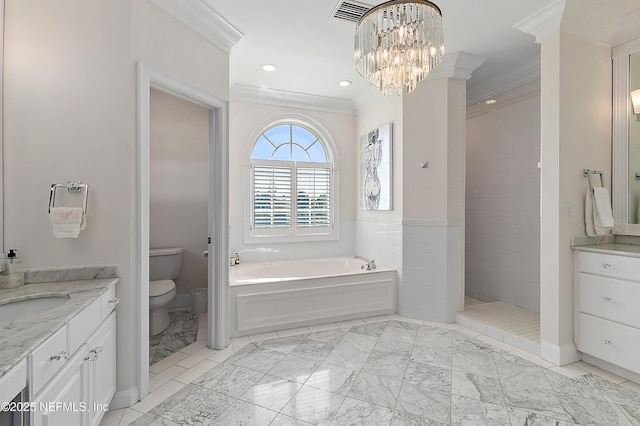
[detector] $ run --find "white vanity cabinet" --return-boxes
[574,250,640,376]
[28,287,117,426]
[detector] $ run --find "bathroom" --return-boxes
[2,0,640,425]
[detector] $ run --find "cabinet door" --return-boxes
[31,346,89,426]
[87,312,116,426]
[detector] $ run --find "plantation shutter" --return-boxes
[296,166,331,228]
[252,164,293,230]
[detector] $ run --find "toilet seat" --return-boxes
[149,279,175,297]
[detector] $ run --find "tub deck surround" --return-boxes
[0,267,119,379]
[229,256,397,337]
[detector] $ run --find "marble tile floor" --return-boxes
[149,310,199,365]
[101,314,640,426]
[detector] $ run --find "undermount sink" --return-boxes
[0,296,70,323]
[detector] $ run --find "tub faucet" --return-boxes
[355,256,376,271]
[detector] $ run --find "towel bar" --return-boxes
[49,182,89,213]
[583,169,604,193]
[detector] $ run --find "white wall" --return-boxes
[539,31,611,364]
[3,0,230,404]
[229,101,357,262]
[149,89,209,305]
[466,87,541,312]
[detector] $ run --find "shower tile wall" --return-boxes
[465,89,541,312]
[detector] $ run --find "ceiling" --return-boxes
[204,0,640,108]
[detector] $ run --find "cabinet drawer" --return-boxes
[68,297,101,354]
[577,313,640,374]
[30,325,68,397]
[578,273,640,328]
[578,251,640,282]
[101,286,118,319]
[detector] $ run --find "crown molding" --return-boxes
[428,52,486,80]
[514,0,565,43]
[467,54,540,106]
[230,85,356,115]
[562,0,619,46]
[467,79,541,119]
[614,8,640,47]
[149,0,243,53]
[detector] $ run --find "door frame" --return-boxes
[136,62,229,399]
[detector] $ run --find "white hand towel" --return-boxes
[585,189,596,236]
[593,187,614,234]
[50,207,85,238]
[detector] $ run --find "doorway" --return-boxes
[137,63,229,399]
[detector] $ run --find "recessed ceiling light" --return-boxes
[338,80,352,87]
[484,99,497,105]
[261,64,277,72]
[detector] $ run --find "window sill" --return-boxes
[244,231,339,245]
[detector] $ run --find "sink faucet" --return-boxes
[355,256,376,271]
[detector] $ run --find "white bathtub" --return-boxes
[229,256,396,336]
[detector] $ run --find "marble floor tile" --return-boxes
[451,370,503,405]
[380,326,418,344]
[149,311,199,365]
[306,363,358,396]
[281,385,345,426]
[288,338,336,363]
[347,372,402,410]
[330,397,393,426]
[268,354,320,383]
[210,400,278,425]
[506,407,573,426]
[130,317,640,426]
[239,374,302,412]
[200,364,265,398]
[450,395,511,426]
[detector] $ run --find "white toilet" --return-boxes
[149,247,183,335]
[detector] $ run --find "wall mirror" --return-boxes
[613,39,640,235]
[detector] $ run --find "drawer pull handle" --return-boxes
[603,297,613,303]
[602,263,612,269]
[109,298,120,305]
[604,340,613,346]
[50,351,68,361]
[88,346,104,362]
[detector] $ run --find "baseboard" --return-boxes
[582,354,640,384]
[109,387,140,410]
[541,340,581,366]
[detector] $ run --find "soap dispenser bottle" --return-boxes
[0,249,25,289]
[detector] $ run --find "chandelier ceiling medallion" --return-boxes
[354,0,444,96]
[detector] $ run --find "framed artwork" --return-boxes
[360,123,392,210]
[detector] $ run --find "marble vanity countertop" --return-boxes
[0,276,119,380]
[571,243,640,257]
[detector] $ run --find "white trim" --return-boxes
[0,0,4,251]
[467,80,541,119]
[137,62,230,401]
[148,0,242,53]
[612,38,640,60]
[540,340,581,366]
[612,54,630,226]
[108,387,140,410]
[231,84,356,115]
[427,52,486,81]
[614,9,640,47]
[562,0,619,46]
[401,219,449,227]
[513,0,565,43]
[467,56,541,107]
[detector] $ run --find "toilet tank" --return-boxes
[149,247,183,281]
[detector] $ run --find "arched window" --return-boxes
[249,123,335,238]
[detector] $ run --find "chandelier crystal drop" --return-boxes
[354,0,444,96]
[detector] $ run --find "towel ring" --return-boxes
[49,182,89,213]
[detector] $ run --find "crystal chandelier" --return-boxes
[354,0,444,96]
